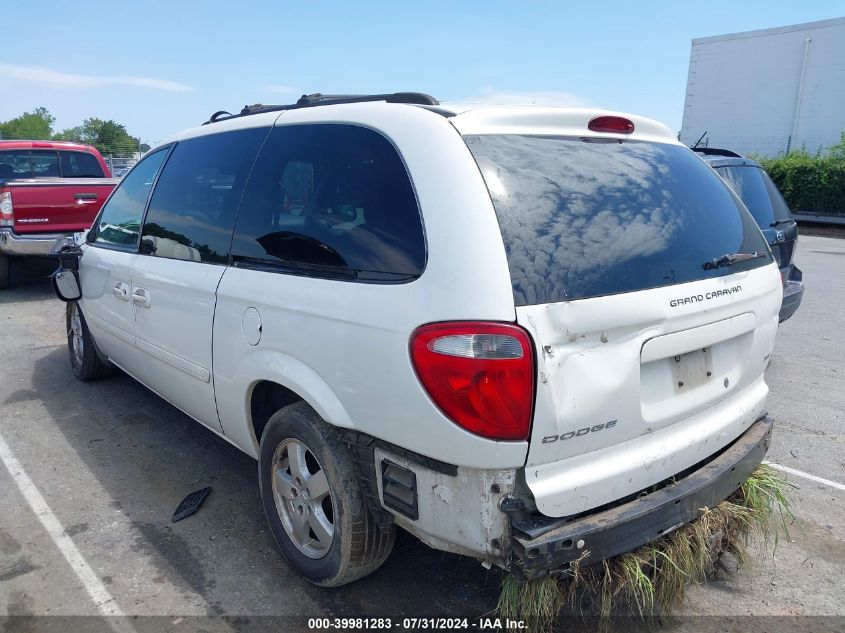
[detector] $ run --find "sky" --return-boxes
[2,1,843,145]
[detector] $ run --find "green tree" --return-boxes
[52,126,84,143]
[54,118,139,157]
[0,107,55,140]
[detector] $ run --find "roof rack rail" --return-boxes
[203,92,439,125]
[691,147,743,158]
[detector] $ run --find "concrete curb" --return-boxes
[793,212,845,225]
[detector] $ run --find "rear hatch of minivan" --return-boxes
[457,113,783,519]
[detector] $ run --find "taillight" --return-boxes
[0,191,13,227]
[410,322,535,441]
[588,115,635,134]
[780,269,788,287]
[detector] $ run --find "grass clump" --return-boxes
[497,574,564,628]
[497,464,796,631]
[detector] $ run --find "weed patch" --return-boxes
[497,465,796,631]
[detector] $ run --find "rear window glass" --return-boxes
[0,150,34,178]
[59,151,105,178]
[231,124,425,281]
[463,135,771,305]
[713,165,792,227]
[30,151,60,177]
[0,150,104,178]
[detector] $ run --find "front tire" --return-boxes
[259,402,395,586]
[66,302,116,381]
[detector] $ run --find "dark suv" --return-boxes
[696,148,804,322]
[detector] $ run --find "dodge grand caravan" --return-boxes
[52,93,782,586]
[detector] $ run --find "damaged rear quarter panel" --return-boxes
[373,447,515,563]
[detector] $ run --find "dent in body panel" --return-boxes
[516,265,781,517]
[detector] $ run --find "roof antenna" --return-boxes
[691,131,707,149]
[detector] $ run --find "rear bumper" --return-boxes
[779,282,803,322]
[779,266,804,322]
[509,415,773,579]
[0,228,67,256]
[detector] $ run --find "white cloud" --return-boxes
[261,84,301,96]
[452,87,592,107]
[0,64,191,92]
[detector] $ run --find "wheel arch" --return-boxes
[249,380,303,449]
[236,351,357,454]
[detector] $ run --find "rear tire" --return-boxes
[259,402,395,586]
[0,254,10,290]
[66,302,116,381]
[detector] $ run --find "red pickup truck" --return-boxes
[0,140,119,288]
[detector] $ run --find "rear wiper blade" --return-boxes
[702,251,765,270]
[770,219,794,227]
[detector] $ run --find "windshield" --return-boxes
[713,164,793,227]
[463,135,772,305]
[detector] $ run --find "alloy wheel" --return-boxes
[271,438,335,558]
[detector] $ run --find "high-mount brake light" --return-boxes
[588,116,635,134]
[410,322,535,441]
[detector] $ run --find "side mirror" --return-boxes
[52,268,82,302]
[86,229,96,244]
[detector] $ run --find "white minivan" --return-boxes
[52,93,782,585]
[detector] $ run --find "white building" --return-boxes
[680,17,845,157]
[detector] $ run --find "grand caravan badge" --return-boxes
[670,285,742,308]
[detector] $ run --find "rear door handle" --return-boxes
[74,193,98,202]
[112,281,130,301]
[131,287,151,308]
